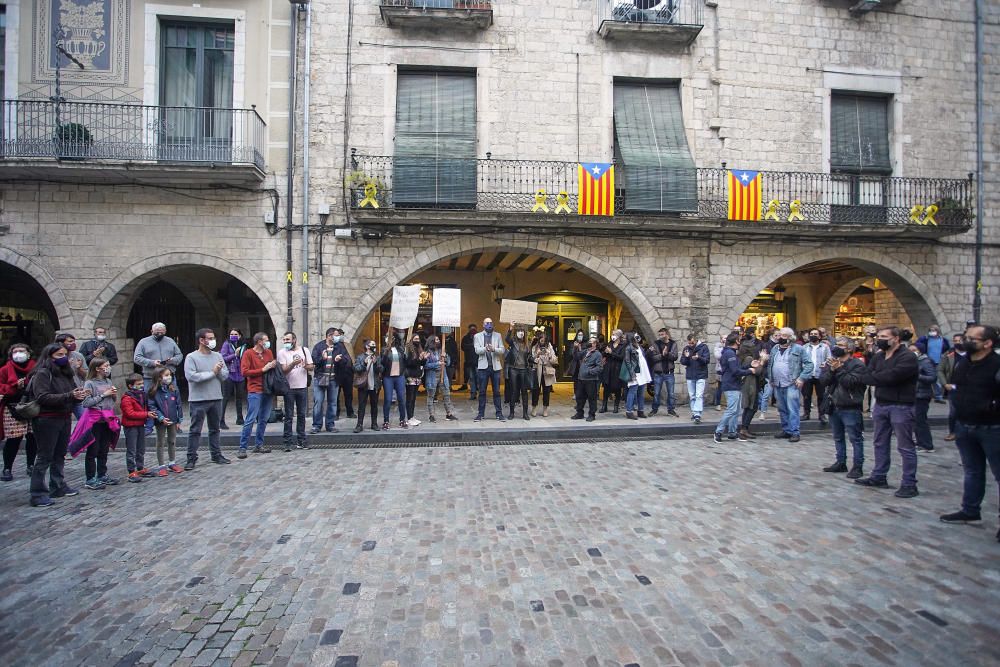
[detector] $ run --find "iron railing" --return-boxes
[1,99,266,169]
[380,1,493,9]
[598,0,704,27]
[349,154,975,227]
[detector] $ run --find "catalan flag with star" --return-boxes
[727,169,762,221]
[577,163,615,216]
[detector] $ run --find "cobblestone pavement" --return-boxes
[0,427,997,667]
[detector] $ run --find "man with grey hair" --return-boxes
[765,327,814,442]
[134,322,183,389]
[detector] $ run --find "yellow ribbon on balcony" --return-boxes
[359,180,380,209]
[909,205,925,224]
[532,189,550,213]
[922,204,939,226]
[763,199,780,221]
[286,271,293,284]
[787,200,805,222]
[555,191,571,214]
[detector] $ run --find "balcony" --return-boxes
[597,0,704,47]
[348,154,974,241]
[0,99,267,185]
[380,1,494,31]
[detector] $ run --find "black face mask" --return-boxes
[153,333,164,341]
[954,342,966,353]
[809,335,820,343]
[777,337,789,346]
[831,346,846,358]
[876,339,891,351]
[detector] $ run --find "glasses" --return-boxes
[963,336,985,343]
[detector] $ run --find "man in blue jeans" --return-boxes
[648,328,679,417]
[767,327,814,443]
[940,324,1000,542]
[714,332,758,443]
[819,341,866,478]
[237,333,277,459]
[310,327,349,433]
[473,318,506,422]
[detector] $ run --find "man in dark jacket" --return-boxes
[820,342,867,478]
[461,324,478,398]
[714,332,758,443]
[680,333,711,424]
[80,327,119,367]
[310,327,353,433]
[648,327,679,417]
[856,326,920,498]
[939,325,1000,542]
[571,335,603,422]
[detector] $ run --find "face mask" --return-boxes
[368,344,376,351]
[53,356,69,367]
[153,334,164,341]
[964,340,981,354]
[283,343,293,351]
[611,335,619,342]
[577,335,584,342]
[206,339,217,350]
[263,341,271,350]
[12,352,28,364]
[96,335,106,341]
[162,376,172,385]
[777,338,789,346]
[64,342,77,352]
[516,331,524,339]
[229,335,239,343]
[131,385,144,393]
[954,342,966,353]
[929,331,939,337]
[831,347,846,358]
[809,335,820,343]
[876,339,891,351]
[484,325,493,333]
[333,336,342,344]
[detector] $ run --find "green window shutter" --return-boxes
[613,83,697,212]
[394,71,477,207]
[830,93,891,174]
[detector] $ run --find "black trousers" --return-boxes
[575,380,599,417]
[531,382,552,408]
[3,434,37,471]
[602,383,623,405]
[405,383,419,421]
[508,368,530,411]
[30,416,70,499]
[356,387,379,428]
[84,421,114,480]
[801,378,826,417]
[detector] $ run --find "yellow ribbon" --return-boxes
[286,271,293,284]
[763,199,780,221]
[531,189,549,213]
[787,200,804,222]
[554,191,571,214]
[302,272,309,284]
[922,204,938,226]
[359,180,379,209]
[909,205,925,224]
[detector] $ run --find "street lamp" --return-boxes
[491,277,505,305]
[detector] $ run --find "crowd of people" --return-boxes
[0,319,996,544]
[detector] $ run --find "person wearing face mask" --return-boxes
[423,335,458,423]
[1,343,37,482]
[184,328,230,467]
[819,340,867,478]
[647,328,679,418]
[567,330,586,403]
[381,329,409,429]
[404,334,425,427]
[277,331,315,449]
[939,325,1000,541]
[26,344,90,506]
[311,327,346,434]
[916,325,950,403]
[910,342,937,453]
[504,325,533,421]
[474,318,506,422]
[461,324,479,400]
[55,332,88,421]
[120,372,160,482]
[801,329,831,426]
[531,331,557,417]
[939,333,965,441]
[239,333,278,458]
[623,332,652,420]
[80,327,119,368]
[149,366,184,476]
[70,358,122,490]
[680,334,711,424]
[855,326,920,498]
[600,329,626,414]
[765,327,815,443]
[133,323,183,392]
[220,329,246,430]
[353,339,383,432]
[571,336,604,421]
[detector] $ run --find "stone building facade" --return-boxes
[1,0,998,372]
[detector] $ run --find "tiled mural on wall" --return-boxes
[32,0,129,86]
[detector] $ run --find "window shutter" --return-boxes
[613,83,697,212]
[830,93,891,174]
[394,71,477,207]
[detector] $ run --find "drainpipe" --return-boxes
[285,2,299,334]
[301,0,313,344]
[973,0,984,323]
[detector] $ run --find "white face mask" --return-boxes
[102,366,112,376]
[206,339,217,350]
[95,335,106,341]
[12,352,28,364]
[516,331,524,339]
[162,376,173,385]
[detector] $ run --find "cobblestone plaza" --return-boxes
[1,427,996,667]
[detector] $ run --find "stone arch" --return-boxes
[816,277,872,334]
[0,247,75,331]
[341,237,664,340]
[718,247,953,339]
[81,253,283,335]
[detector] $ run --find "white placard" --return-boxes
[389,285,421,330]
[432,288,462,328]
[499,299,538,325]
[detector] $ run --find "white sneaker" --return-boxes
[757,411,767,420]
[407,417,421,426]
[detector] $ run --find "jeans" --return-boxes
[931,361,943,400]
[871,403,917,487]
[575,379,598,417]
[84,420,114,480]
[686,378,706,417]
[775,385,802,436]
[716,390,741,435]
[914,397,934,450]
[382,374,407,423]
[477,369,503,418]
[953,422,1000,516]
[312,380,338,430]
[759,379,772,413]
[188,399,223,462]
[828,407,864,466]
[625,383,647,413]
[283,387,308,445]
[240,392,273,451]
[425,369,455,418]
[30,416,70,500]
[464,364,478,394]
[652,372,675,412]
[124,425,146,472]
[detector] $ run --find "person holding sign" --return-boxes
[380,330,408,430]
[473,318,506,422]
[505,325,533,421]
[423,335,458,422]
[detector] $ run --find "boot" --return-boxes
[531,406,537,417]
[600,397,608,414]
[508,405,515,420]
[846,464,863,479]
[626,411,638,420]
[823,461,848,473]
[637,411,647,419]
[542,407,549,417]
[523,406,530,421]
[613,399,621,414]
[739,427,756,440]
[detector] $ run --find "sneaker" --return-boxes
[917,446,935,453]
[383,422,391,429]
[408,417,421,426]
[727,433,737,440]
[251,446,269,454]
[212,456,231,464]
[667,409,679,417]
[894,486,919,499]
[169,464,184,473]
[823,461,849,473]
[85,478,105,490]
[219,423,230,430]
[774,431,791,439]
[429,415,436,423]
[715,405,722,412]
[400,420,409,429]
[283,445,293,452]
[846,465,864,479]
[51,485,79,497]
[31,495,54,507]
[353,425,363,433]
[237,449,248,459]
[309,427,322,434]
[570,413,584,420]
[737,432,748,442]
[585,415,596,422]
[757,412,767,421]
[713,432,722,444]
[100,476,120,486]
[127,471,143,483]
[944,433,956,441]
[854,477,889,488]
[184,460,196,471]
[157,467,169,477]
[789,435,801,443]
[446,414,458,421]
[236,418,245,426]
[1,469,12,482]
[939,510,982,524]
[496,414,506,422]
[297,443,312,450]
[473,415,483,422]
[693,415,701,424]
[140,468,157,478]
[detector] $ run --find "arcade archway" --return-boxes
[0,260,64,361]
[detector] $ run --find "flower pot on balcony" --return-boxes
[55,122,93,160]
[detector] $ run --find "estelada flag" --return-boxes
[577,163,615,216]
[728,169,762,221]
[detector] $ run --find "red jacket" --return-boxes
[0,359,36,404]
[120,391,150,427]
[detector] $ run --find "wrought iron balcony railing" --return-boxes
[1,99,266,170]
[349,154,975,228]
[598,0,703,27]
[380,0,494,29]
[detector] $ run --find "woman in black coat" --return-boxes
[601,329,626,413]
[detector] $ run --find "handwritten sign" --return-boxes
[432,288,461,328]
[389,285,421,330]
[499,299,537,325]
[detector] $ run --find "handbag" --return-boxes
[353,371,368,388]
[317,373,330,388]
[10,377,40,421]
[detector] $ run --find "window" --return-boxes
[830,92,891,223]
[613,82,697,212]
[159,21,235,160]
[393,70,476,208]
